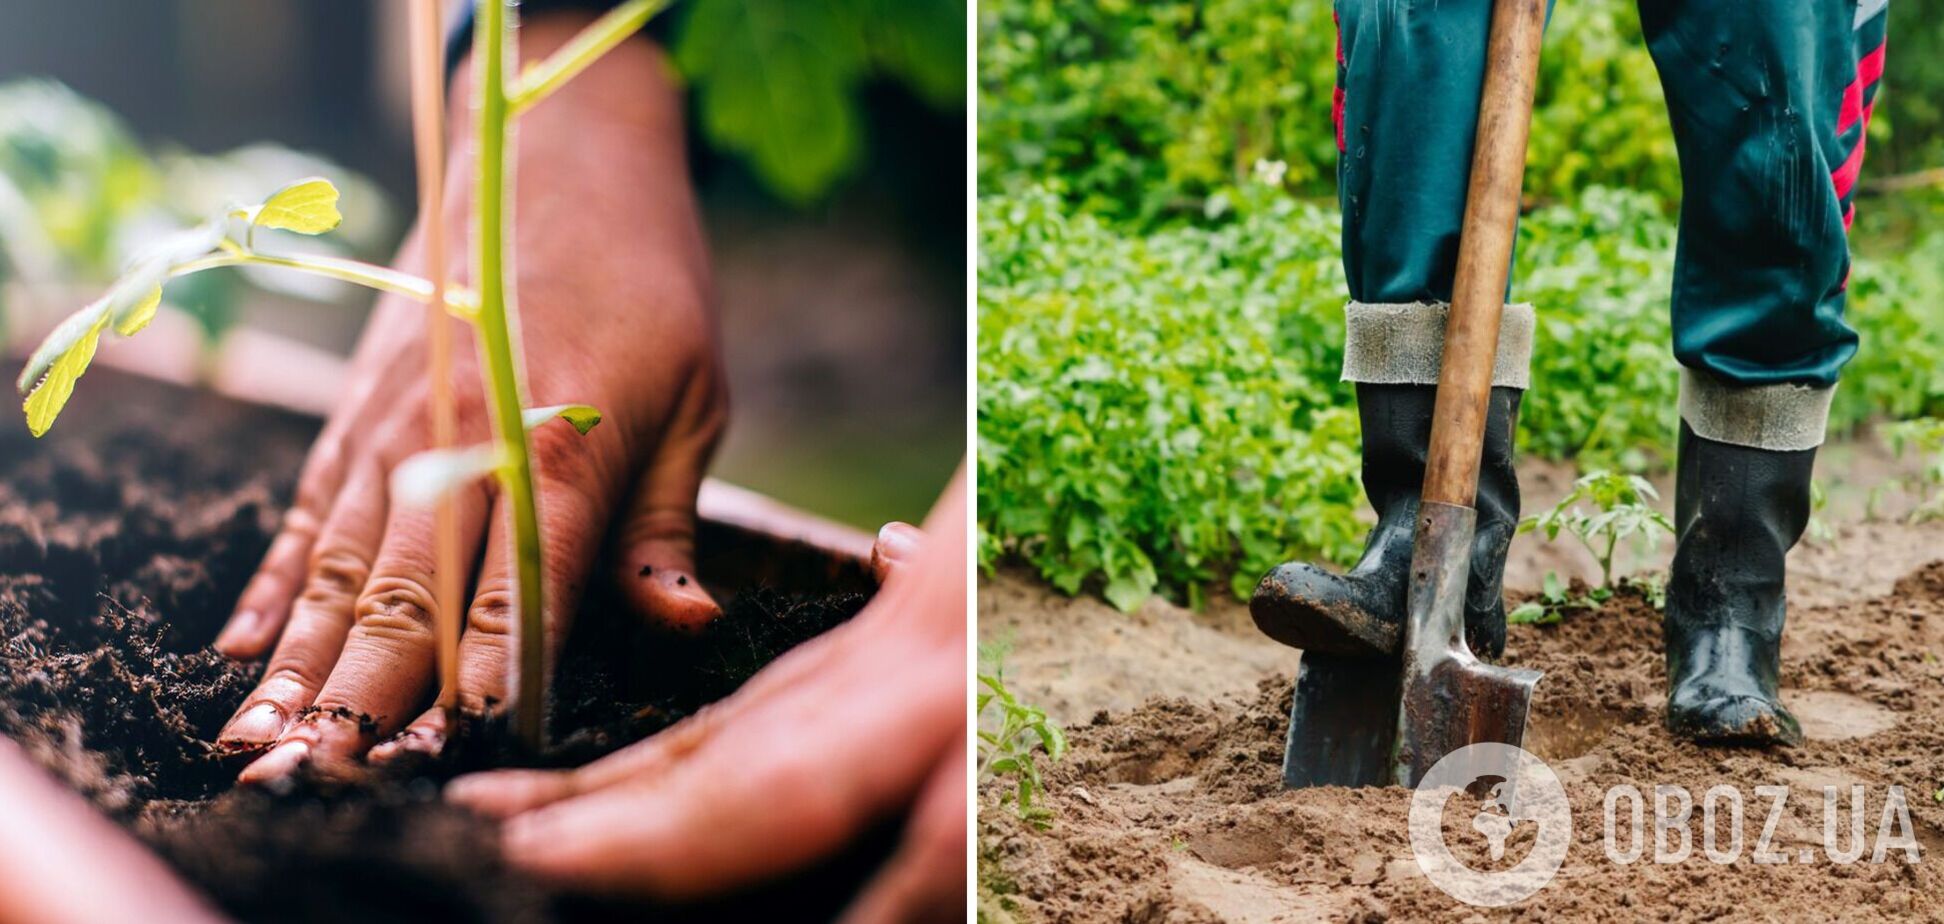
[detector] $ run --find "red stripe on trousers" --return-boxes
[1333,10,1346,153]
[1838,42,1887,135]
[1832,102,1874,199]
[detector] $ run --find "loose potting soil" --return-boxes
[0,374,880,923]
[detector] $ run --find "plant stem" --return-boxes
[409,0,463,716]
[169,251,476,316]
[474,0,548,750]
[507,0,668,115]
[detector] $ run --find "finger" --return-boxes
[273,479,491,780]
[498,624,962,899]
[615,381,725,632]
[869,521,923,584]
[213,428,350,659]
[447,611,871,819]
[218,459,386,762]
[448,695,726,818]
[367,704,447,767]
[451,431,618,718]
[838,743,967,924]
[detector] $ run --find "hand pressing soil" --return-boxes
[0,374,886,923]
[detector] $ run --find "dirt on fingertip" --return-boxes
[0,373,879,923]
[979,569,1944,923]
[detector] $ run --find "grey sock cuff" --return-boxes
[1678,368,1835,451]
[1340,301,1535,389]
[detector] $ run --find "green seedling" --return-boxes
[15,0,671,749]
[1511,470,1673,625]
[977,667,1067,829]
[1872,417,1944,523]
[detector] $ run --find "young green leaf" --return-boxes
[523,403,603,435]
[21,309,110,437]
[252,177,343,235]
[391,445,505,508]
[113,286,162,337]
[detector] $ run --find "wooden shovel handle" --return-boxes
[1422,0,1548,508]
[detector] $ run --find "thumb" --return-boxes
[617,397,725,633]
[870,521,924,584]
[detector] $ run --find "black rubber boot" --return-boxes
[1250,383,1522,660]
[1664,423,1813,746]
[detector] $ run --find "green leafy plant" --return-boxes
[14,0,675,749]
[979,175,1944,611]
[977,674,1066,827]
[977,0,1678,226]
[1872,417,1944,523]
[675,0,965,203]
[1509,571,1592,626]
[978,181,1364,611]
[1520,470,1673,589]
[1509,470,1672,625]
[977,667,1067,829]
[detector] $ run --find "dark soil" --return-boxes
[0,372,879,923]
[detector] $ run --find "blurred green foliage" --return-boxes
[979,181,1944,608]
[0,81,396,340]
[979,0,1937,226]
[979,0,1944,608]
[675,0,966,203]
[979,184,1363,606]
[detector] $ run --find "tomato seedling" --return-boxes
[16,0,671,749]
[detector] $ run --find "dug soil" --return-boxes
[979,452,1944,922]
[0,372,880,924]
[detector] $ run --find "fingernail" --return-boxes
[240,740,309,785]
[877,522,922,563]
[220,703,284,746]
[370,727,442,765]
[214,610,263,654]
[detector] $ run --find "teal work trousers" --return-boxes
[1334,0,1889,390]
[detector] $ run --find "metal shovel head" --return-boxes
[1282,652,1399,788]
[1393,502,1542,787]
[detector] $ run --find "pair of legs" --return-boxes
[1256,0,1888,744]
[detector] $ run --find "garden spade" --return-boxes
[1391,0,1546,788]
[1275,0,1548,789]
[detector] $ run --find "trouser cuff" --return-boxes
[1678,368,1834,451]
[1340,301,1535,389]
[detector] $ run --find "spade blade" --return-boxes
[1282,652,1399,788]
[1393,501,1542,787]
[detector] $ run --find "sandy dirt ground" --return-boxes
[978,440,1944,922]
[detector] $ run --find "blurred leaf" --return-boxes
[251,177,342,235]
[21,307,109,437]
[676,0,865,203]
[523,403,604,435]
[391,445,504,508]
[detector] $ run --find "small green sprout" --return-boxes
[1874,417,1944,523]
[1511,470,1673,625]
[978,668,1067,829]
[1519,470,1673,590]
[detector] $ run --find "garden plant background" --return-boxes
[0,0,967,529]
[977,0,1944,610]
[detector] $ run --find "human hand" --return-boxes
[211,14,729,782]
[446,468,967,921]
[0,739,221,924]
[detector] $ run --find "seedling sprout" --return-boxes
[15,0,671,750]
